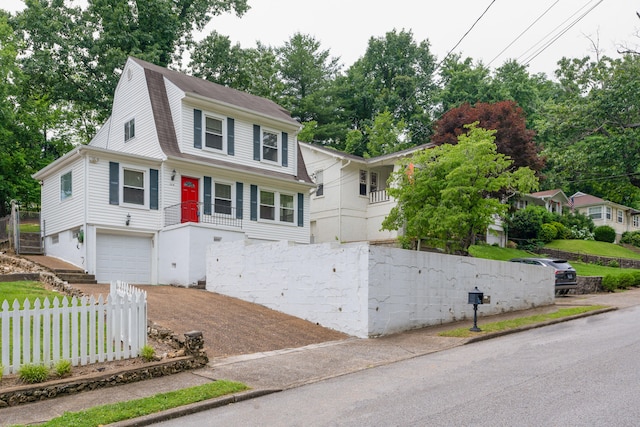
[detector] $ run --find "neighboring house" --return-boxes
[33,57,314,285]
[571,192,640,242]
[516,189,570,215]
[299,142,432,245]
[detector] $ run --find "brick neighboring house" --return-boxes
[571,192,640,242]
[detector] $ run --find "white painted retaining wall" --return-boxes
[206,241,555,338]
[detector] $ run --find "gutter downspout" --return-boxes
[339,159,352,242]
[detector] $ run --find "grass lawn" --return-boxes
[39,380,249,427]
[544,240,640,260]
[1,281,62,307]
[438,305,608,338]
[467,245,536,261]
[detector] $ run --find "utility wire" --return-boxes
[487,0,560,67]
[436,0,497,71]
[521,0,604,66]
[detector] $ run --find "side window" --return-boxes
[359,170,367,196]
[315,170,324,197]
[60,171,72,201]
[123,169,144,205]
[370,172,378,193]
[280,194,294,223]
[618,210,624,223]
[262,130,279,162]
[124,118,135,142]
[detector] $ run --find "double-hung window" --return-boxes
[315,170,324,197]
[280,194,294,223]
[262,130,279,162]
[634,216,640,228]
[260,190,276,220]
[123,169,144,205]
[618,210,624,223]
[214,182,232,215]
[124,118,135,142]
[259,190,295,223]
[605,206,612,220]
[60,171,72,201]
[205,116,223,150]
[359,170,367,196]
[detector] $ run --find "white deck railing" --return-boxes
[1,282,147,375]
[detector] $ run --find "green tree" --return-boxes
[339,29,437,149]
[538,55,640,207]
[436,55,494,114]
[365,110,409,157]
[382,124,538,253]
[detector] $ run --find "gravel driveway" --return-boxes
[71,283,348,359]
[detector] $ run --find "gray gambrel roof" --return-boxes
[131,57,312,185]
[131,57,298,126]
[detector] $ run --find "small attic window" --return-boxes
[124,118,135,142]
[127,68,133,81]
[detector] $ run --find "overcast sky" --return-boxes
[5,0,639,78]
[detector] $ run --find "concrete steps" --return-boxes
[55,269,98,284]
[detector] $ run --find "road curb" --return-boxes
[107,389,282,427]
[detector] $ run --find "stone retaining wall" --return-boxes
[0,356,205,407]
[575,276,603,294]
[537,248,640,269]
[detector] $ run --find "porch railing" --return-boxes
[369,189,391,204]
[164,202,242,228]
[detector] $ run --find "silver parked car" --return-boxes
[509,258,578,296]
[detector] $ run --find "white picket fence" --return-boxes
[0,281,147,375]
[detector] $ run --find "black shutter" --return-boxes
[150,169,159,210]
[227,117,235,155]
[253,125,261,161]
[250,184,258,221]
[297,193,304,227]
[194,109,202,149]
[282,132,288,167]
[204,176,212,215]
[109,162,119,205]
[236,182,243,219]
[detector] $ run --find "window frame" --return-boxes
[370,172,378,193]
[315,170,324,197]
[606,206,612,220]
[124,118,135,142]
[617,209,624,223]
[359,170,367,196]
[60,171,72,201]
[204,114,225,152]
[261,128,279,163]
[588,206,602,220]
[634,216,640,228]
[122,168,146,206]
[213,181,233,215]
[258,188,296,224]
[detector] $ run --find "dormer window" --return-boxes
[124,118,135,142]
[262,130,279,162]
[205,116,223,150]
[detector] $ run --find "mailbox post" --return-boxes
[467,286,484,332]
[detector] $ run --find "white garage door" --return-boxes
[96,233,152,284]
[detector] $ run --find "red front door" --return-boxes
[181,177,199,223]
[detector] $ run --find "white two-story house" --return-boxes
[33,57,314,285]
[300,142,432,245]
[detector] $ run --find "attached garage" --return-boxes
[96,233,153,284]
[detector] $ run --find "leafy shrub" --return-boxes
[507,206,557,240]
[539,223,558,243]
[18,364,49,384]
[621,231,640,247]
[607,259,620,268]
[562,212,595,233]
[141,345,156,362]
[54,360,72,377]
[618,273,636,289]
[550,221,570,239]
[601,275,619,292]
[631,271,640,287]
[594,225,616,243]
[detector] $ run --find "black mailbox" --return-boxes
[468,287,484,305]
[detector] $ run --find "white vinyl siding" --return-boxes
[41,160,85,236]
[180,105,297,176]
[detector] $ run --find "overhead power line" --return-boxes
[520,0,604,66]
[487,0,560,67]
[436,0,497,70]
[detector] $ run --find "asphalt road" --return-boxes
[153,304,640,426]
